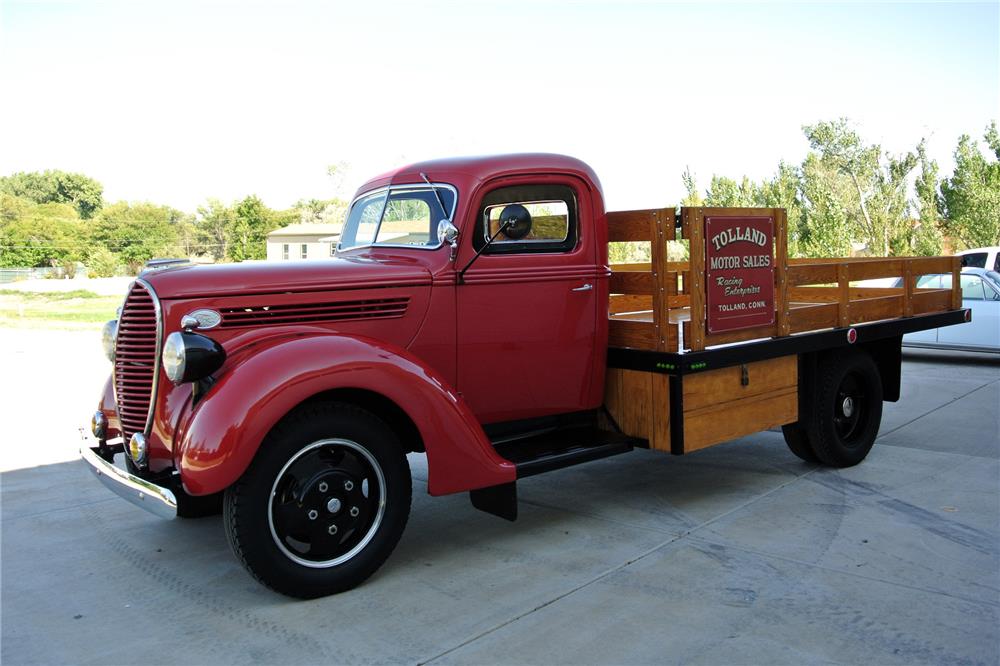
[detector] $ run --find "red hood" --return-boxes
[142,257,432,300]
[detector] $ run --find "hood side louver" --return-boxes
[218,297,410,329]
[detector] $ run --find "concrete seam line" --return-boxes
[420,468,819,665]
[417,532,686,665]
[684,534,1000,609]
[876,378,1000,442]
[2,496,118,522]
[515,497,691,536]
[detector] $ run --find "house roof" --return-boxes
[267,223,342,238]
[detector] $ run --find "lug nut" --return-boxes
[349,506,360,517]
[344,480,354,491]
[328,524,338,535]
[308,509,318,520]
[318,482,328,492]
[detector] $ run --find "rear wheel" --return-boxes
[781,423,818,463]
[806,350,883,468]
[224,402,411,598]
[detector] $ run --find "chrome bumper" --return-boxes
[80,445,177,519]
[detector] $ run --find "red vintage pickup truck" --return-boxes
[82,154,969,598]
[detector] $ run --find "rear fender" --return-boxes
[174,334,514,496]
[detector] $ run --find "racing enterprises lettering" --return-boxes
[715,276,762,297]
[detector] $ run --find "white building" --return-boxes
[266,223,342,261]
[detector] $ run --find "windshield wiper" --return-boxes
[420,172,449,221]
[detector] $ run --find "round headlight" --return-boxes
[162,332,187,383]
[101,319,118,361]
[162,331,226,385]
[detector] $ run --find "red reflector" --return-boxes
[964,309,972,322]
[847,328,858,344]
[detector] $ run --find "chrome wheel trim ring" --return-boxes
[267,438,387,569]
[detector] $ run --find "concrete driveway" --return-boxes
[1,328,998,665]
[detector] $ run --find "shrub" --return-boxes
[87,247,120,278]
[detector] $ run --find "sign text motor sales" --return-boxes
[704,216,776,334]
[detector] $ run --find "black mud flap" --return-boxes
[470,482,518,521]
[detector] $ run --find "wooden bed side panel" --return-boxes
[681,355,798,453]
[603,368,671,451]
[684,388,798,453]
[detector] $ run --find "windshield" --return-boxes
[338,185,456,251]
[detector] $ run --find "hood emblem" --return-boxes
[184,309,222,330]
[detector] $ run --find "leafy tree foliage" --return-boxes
[90,202,182,273]
[683,119,950,257]
[0,170,104,219]
[0,196,84,267]
[227,195,285,262]
[940,122,1000,250]
[196,199,234,261]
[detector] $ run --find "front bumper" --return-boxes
[80,443,177,519]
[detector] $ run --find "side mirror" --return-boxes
[498,204,532,240]
[437,220,459,247]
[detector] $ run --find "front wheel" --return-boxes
[807,349,883,468]
[224,402,411,598]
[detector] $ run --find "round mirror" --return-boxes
[437,219,459,245]
[499,204,532,240]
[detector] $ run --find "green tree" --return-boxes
[803,119,918,257]
[196,199,234,261]
[912,140,944,256]
[0,198,84,267]
[940,122,1000,250]
[227,195,280,262]
[91,202,180,273]
[0,170,104,218]
[680,166,703,207]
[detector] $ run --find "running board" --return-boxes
[495,426,639,478]
[470,427,639,521]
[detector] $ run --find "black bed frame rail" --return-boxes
[608,309,969,376]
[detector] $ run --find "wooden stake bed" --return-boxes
[604,206,965,454]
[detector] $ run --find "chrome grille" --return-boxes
[114,280,161,444]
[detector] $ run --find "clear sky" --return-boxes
[1,1,997,213]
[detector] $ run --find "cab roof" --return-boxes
[354,153,602,200]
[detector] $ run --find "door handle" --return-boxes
[571,283,593,292]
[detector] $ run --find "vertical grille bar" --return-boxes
[114,280,162,444]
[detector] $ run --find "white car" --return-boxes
[958,246,1000,271]
[899,268,1000,353]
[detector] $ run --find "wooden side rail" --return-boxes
[607,206,962,353]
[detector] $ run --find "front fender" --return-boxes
[175,334,515,496]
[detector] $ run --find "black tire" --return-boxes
[223,402,411,598]
[807,349,883,468]
[175,490,224,518]
[781,423,819,463]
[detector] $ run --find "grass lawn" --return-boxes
[0,289,120,329]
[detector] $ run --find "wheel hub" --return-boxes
[842,396,855,418]
[267,439,387,568]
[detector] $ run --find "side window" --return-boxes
[994,254,999,271]
[282,244,289,260]
[915,274,943,289]
[300,244,308,259]
[474,184,578,254]
[960,275,986,301]
[961,252,987,268]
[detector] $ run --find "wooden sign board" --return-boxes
[705,216,775,334]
